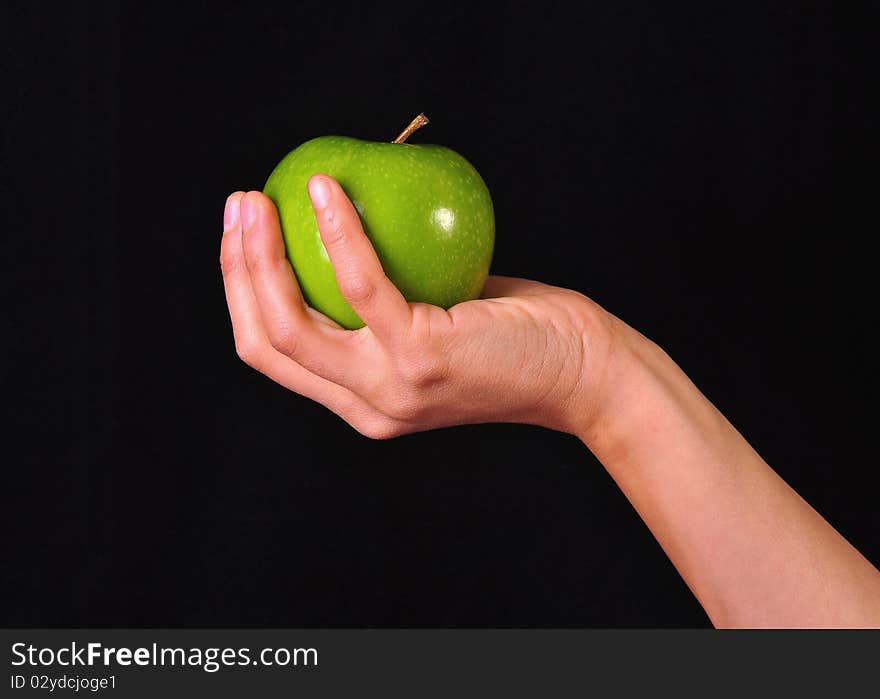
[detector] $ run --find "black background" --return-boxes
[3,1,871,628]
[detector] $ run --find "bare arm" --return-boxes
[220,180,880,627]
[575,320,880,627]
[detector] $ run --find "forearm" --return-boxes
[575,316,880,628]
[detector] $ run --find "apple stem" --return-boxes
[391,113,430,144]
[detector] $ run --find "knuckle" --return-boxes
[397,349,448,390]
[338,274,375,306]
[378,350,448,422]
[242,243,273,275]
[321,210,348,248]
[234,337,263,368]
[382,391,429,423]
[267,320,299,358]
[353,418,403,441]
[219,248,242,277]
[240,232,280,276]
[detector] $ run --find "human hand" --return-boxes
[220,175,617,439]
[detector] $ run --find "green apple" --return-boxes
[263,114,495,329]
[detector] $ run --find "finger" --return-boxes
[239,190,359,384]
[220,192,371,413]
[308,174,412,341]
[223,190,246,232]
[223,191,286,368]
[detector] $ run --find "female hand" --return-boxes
[220,175,616,439]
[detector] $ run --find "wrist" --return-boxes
[548,296,631,438]
[556,303,664,451]
[570,314,718,469]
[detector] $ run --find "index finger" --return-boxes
[308,174,412,343]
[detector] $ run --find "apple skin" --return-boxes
[263,136,495,329]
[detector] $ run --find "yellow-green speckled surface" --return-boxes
[263,136,495,329]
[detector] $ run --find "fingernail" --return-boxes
[224,194,241,230]
[241,195,258,230]
[308,176,331,210]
